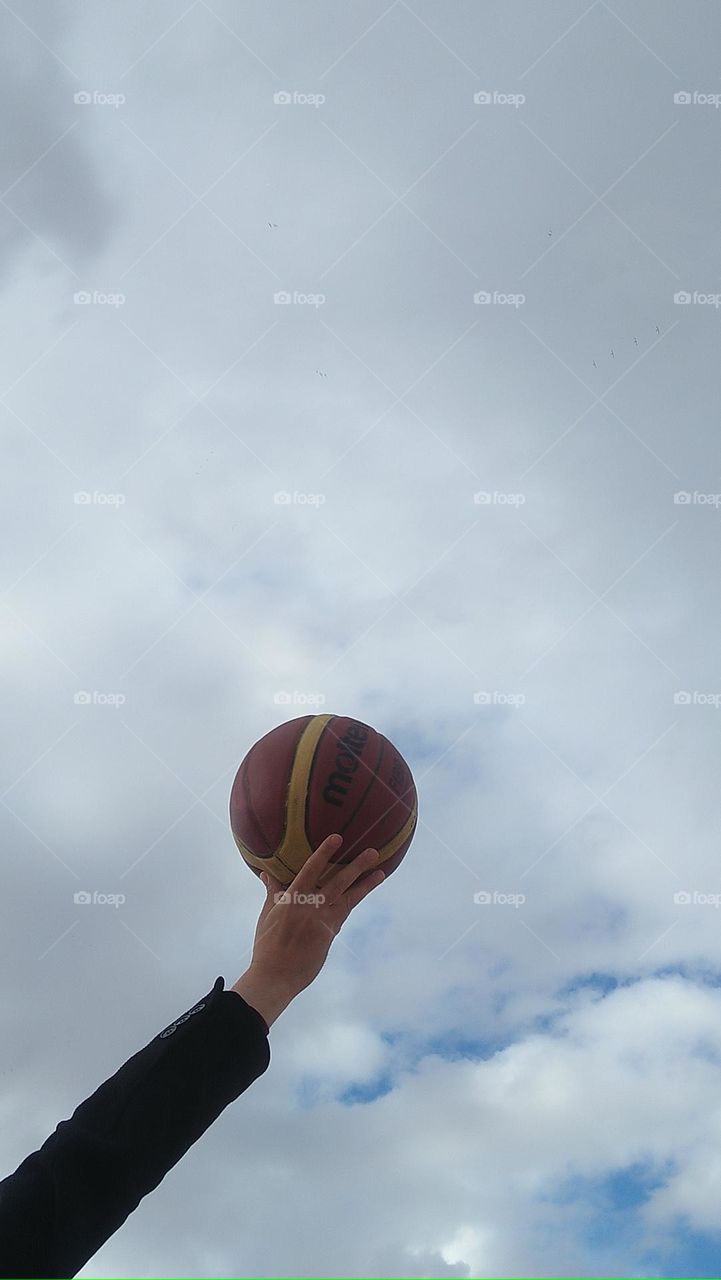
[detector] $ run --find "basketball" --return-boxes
[229,713,418,887]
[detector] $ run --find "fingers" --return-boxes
[345,867,385,913]
[258,870,283,890]
[255,867,284,921]
[289,835,388,912]
[322,845,382,904]
[259,867,284,893]
[293,833,344,892]
[255,897,276,937]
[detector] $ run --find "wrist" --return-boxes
[230,966,296,1028]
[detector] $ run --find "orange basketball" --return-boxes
[230,713,418,887]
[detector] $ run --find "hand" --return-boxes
[230,834,385,1027]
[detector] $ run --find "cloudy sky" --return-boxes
[2,1,721,1276]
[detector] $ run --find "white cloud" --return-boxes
[2,2,721,1278]
[83,977,721,1277]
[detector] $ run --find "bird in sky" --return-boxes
[610,348,615,358]
[547,229,552,237]
[268,221,278,228]
[634,337,638,346]
[656,324,660,335]
[315,370,327,378]
[593,360,597,368]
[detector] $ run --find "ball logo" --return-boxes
[322,721,369,808]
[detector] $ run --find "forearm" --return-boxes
[230,966,296,1027]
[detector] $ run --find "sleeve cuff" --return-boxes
[221,979,270,1037]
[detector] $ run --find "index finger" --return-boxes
[292,832,344,892]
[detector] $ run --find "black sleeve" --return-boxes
[0,977,271,1279]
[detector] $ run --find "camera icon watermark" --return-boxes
[473,690,525,707]
[73,290,125,307]
[74,89,126,108]
[674,90,721,108]
[273,90,325,108]
[473,90,525,109]
[473,889,526,908]
[274,691,327,708]
[273,890,326,906]
[673,690,721,708]
[674,290,721,307]
[74,491,126,506]
[73,690,126,708]
[473,290,526,308]
[73,890,126,907]
[273,490,325,506]
[674,889,721,907]
[673,490,721,506]
[473,490,526,506]
[273,290,325,308]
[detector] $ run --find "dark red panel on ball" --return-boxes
[353,813,418,885]
[229,715,313,857]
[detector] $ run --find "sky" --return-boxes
[2,1,721,1276]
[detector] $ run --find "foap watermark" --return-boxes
[473,90,525,109]
[474,690,525,707]
[74,690,126,707]
[274,691,326,708]
[673,690,721,708]
[674,290,721,307]
[674,890,721,908]
[473,290,525,308]
[673,490,721,507]
[473,490,526,506]
[74,890,126,907]
[74,490,125,506]
[274,490,325,506]
[273,90,325,108]
[273,890,326,906]
[74,89,126,108]
[273,290,325,307]
[674,90,721,108]
[74,290,125,307]
[474,889,526,908]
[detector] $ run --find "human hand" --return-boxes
[230,833,384,1026]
